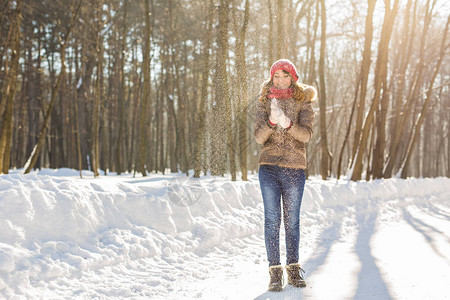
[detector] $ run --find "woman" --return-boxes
[254,59,316,292]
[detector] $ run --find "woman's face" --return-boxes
[272,69,292,89]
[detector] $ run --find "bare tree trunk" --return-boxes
[153,59,165,174]
[0,1,10,33]
[211,0,235,179]
[13,51,28,168]
[194,0,214,178]
[223,1,236,181]
[158,80,165,174]
[92,3,105,177]
[433,91,443,176]
[167,0,188,175]
[116,1,127,175]
[164,47,178,173]
[318,0,330,179]
[0,0,22,174]
[351,0,399,181]
[180,44,192,172]
[366,123,375,181]
[306,2,319,84]
[399,14,449,178]
[337,76,359,179]
[392,0,415,137]
[447,92,450,177]
[137,0,153,176]
[352,0,377,160]
[74,72,83,177]
[267,0,274,67]
[56,76,66,168]
[276,0,284,59]
[372,75,389,178]
[234,0,250,181]
[0,27,13,121]
[24,0,82,174]
[174,58,188,174]
[421,108,432,177]
[128,44,139,172]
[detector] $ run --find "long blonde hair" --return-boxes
[258,72,308,103]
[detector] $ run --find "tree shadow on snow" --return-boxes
[352,207,393,300]
[302,216,344,276]
[418,201,450,222]
[401,207,450,263]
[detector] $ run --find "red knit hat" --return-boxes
[270,59,299,82]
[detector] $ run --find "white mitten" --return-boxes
[279,113,292,129]
[269,99,284,125]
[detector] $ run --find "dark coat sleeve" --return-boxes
[287,101,315,143]
[254,100,276,145]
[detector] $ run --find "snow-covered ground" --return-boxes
[0,169,449,300]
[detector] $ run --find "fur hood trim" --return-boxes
[303,85,318,103]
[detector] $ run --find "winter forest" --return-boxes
[0,0,449,181]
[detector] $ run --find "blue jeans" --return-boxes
[259,164,306,266]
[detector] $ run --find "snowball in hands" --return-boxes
[269,98,283,124]
[278,113,291,129]
[270,98,291,128]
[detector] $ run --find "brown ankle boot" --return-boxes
[268,265,284,292]
[285,263,307,288]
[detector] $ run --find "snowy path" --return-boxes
[156,192,450,300]
[0,170,449,299]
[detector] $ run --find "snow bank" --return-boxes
[0,171,265,297]
[0,170,449,298]
[303,176,450,211]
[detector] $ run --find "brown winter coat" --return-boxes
[254,86,316,170]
